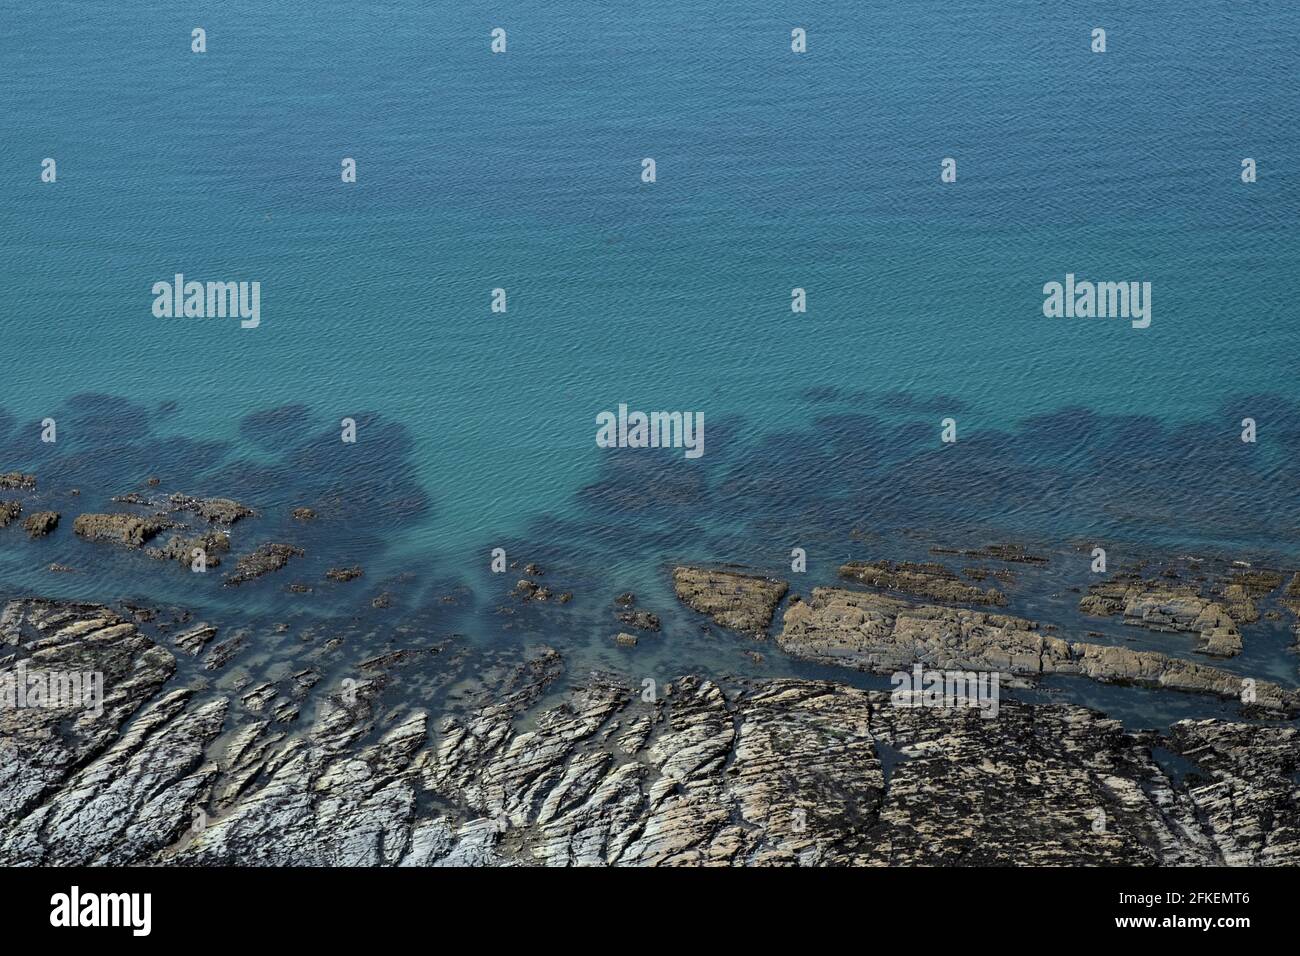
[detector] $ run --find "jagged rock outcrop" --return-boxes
[512,578,572,604]
[23,511,59,538]
[778,588,1297,714]
[1167,720,1300,865]
[0,599,190,864]
[420,673,883,865]
[147,531,231,567]
[1,599,1296,867]
[398,672,1293,866]
[672,567,788,635]
[863,696,1217,865]
[0,473,36,490]
[1081,579,1242,656]
[171,701,427,866]
[1214,569,1282,625]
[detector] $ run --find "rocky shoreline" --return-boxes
[1,588,1296,866]
[1,471,1297,865]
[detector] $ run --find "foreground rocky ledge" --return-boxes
[2,599,1296,866]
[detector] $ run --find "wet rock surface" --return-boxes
[167,494,255,525]
[0,600,183,864]
[148,531,231,568]
[1080,578,1243,657]
[839,560,1006,606]
[73,513,168,548]
[778,588,1298,714]
[1214,569,1283,625]
[1283,574,1300,647]
[672,567,789,635]
[23,511,60,538]
[1165,720,1300,865]
[2,598,1294,866]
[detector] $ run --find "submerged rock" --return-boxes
[224,543,304,586]
[839,560,1006,606]
[930,543,1047,564]
[325,566,364,583]
[672,567,788,635]
[615,595,662,632]
[513,578,562,602]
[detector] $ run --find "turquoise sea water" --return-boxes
[1,1,1298,720]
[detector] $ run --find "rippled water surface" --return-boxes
[2,0,1298,726]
